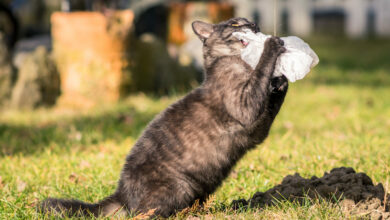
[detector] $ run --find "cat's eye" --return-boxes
[231,23,239,27]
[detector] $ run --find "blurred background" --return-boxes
[1,2,390,217]
[0,0,389,109]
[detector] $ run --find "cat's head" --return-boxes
[192,17,259,65]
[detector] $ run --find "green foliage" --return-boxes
[1,38,390,219]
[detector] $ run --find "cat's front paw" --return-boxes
[264,37,286,57]
[270,75,288,93]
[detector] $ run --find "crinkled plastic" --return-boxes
[232,30,319,82]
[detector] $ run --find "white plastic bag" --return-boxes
[232,30,319,82]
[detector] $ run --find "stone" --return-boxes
[129,33,200,94]
[51,11,134,108]
[11,46,60,109]
[0,33,15,108]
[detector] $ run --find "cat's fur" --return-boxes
[39,17,288,218]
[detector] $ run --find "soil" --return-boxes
[231,167,390,219]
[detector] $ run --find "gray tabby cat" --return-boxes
[39,17,288,218]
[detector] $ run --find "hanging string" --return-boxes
[273,0,278,36]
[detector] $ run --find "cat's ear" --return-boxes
[192,21,214,42]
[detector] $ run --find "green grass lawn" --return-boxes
[1,37,390,219]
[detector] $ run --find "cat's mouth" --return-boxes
[233,29,254,47]
[240,39,249,47]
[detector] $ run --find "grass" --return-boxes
[1,37,390,219]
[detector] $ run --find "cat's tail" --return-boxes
[38,194,126,217]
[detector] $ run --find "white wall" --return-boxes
[345,0,369,37]
[287,0,312,37]
[374,0,390,36]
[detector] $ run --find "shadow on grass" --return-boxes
[306,69,390,88]
[309,37,390,70]
[0,107,158,157]
[305,36,390,87]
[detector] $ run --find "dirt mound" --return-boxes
[232,167,390,219]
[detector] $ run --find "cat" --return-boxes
[39,17,288,218]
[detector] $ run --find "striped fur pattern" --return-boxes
[39,17,288,218]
